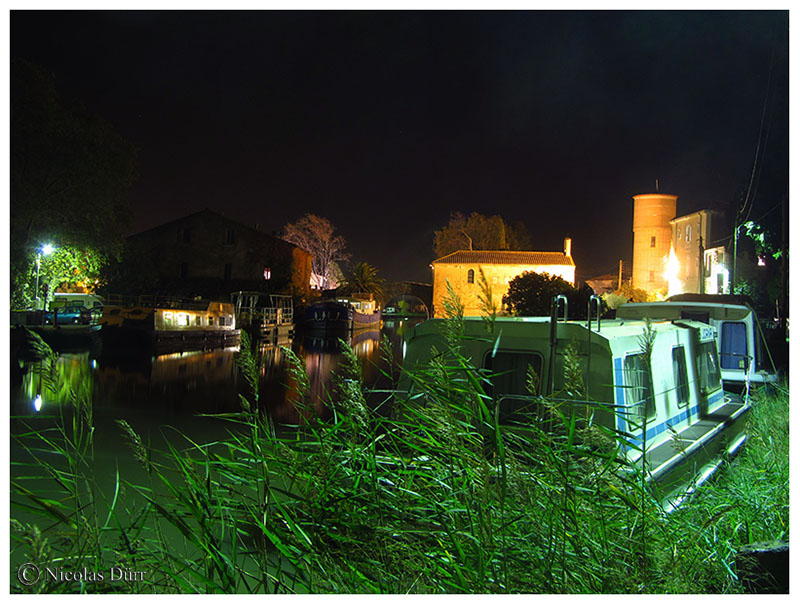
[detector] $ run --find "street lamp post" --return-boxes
[34,243,54,310]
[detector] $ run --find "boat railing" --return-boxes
[104,293,214,311]
[231,291,294,326]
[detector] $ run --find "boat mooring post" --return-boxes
[548,295,568,396]
[586,294,601,396]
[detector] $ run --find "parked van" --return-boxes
[51,293,104,311]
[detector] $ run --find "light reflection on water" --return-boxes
[12,319,422,435]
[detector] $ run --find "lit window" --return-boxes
[164,312,173,327]
[650,236,656,248]
[177,313,188,326]
[467,269,475,284]
[264,267,271,280]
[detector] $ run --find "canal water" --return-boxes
[11,319,424,451]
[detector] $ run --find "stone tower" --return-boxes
[632,193,677,292]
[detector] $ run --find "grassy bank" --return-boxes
[10,329,789,593]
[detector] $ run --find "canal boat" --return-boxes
[616,294,779,391]
[401,297,749,510]
[303,300,355,331]
[231,291,295,343]
[99,294,240,353]
[338,293,382,329]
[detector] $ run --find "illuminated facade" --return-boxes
[669,210,722,294]
[631,194,728,297]
[431,239,575,318]
[631,193,677,292]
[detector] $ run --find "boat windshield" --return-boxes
[697,341,722,394]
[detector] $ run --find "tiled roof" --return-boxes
[432,250,575,267]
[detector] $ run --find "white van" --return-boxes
[51,293,105,311]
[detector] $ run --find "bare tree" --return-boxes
[283,214,350,289]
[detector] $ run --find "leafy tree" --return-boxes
[283,214,349,290]
[503,271,595,319]
[433,212,533,258]
[10,59,137,306]
[338,262,385,298]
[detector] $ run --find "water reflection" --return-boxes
[12,319,424,430]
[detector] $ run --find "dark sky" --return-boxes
[10,10,789,283]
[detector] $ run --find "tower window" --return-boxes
[650,236,656,248]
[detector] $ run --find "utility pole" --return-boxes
[698,236,705,294]
[618,260,623,292]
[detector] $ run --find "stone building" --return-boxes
[125,209,312,299]
[431,239,575,318]
[631,193,677,292]
[631,191,729,296]
[670,209,726,294]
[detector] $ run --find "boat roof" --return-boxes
[414,315,706,344]
[617,301,752,321]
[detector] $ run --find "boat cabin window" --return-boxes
[207,316,214,326]
[484,351,543,422]
[163,312,173,327]
[720,322,748,370]
[623,353,655,425]
[467,269,475,284]
[195,315,202,327]
[672,346,689,406]
[696,341,722,394]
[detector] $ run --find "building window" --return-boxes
[224,263,232,281]
[467,269,475,284]
[677,229,682,241]
[686,225,692,242]
[650,236,656,248]
[649,270,655,282]
[264,267,271,280]
[224,229,236,245]
[178,227,192,243]
[180,262,188,279]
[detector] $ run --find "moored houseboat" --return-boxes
[99,295,240,353]
[231,291,294,343]
[402,297,749,510]
[616,294,779,391]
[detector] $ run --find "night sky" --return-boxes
[10,10,789,284]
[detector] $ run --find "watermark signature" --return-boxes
[17,563,146,587]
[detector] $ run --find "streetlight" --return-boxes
[34,243,55,310]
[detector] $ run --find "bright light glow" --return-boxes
[758,255,766,267]
[33,394,43,412]
[177,313,189,326]
[42,244,55,256]
[664,245,682,297]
